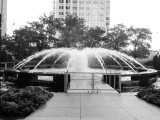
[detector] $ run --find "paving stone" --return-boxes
[81,101,120,108]
[29,108,80,117]
[26,93,160,120]
[81,108,134,119]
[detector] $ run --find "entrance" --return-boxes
[64,72,121,93]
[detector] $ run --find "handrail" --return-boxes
[0,62,15,70]
[65,71,122,93]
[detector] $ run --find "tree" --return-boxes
[28,14,60,50]
[58,15,87,47]
[11,26,39,59]
[4,14,61,60]
[128,26,152,58]
[1,36,15,62]
[103,24,129,51]
[83,27,105,47]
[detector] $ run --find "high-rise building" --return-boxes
[53,0,110,28]
[0,0,7,36]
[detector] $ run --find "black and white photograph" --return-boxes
[0,0,160,119]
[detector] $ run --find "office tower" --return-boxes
[53,0,110,28]
[0,0,7,36]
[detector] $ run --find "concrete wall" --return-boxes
[0,0,7,36]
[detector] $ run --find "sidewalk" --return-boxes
[25,92,160,120]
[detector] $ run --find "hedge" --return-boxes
[137,88,160,106]
[0,86,53,117]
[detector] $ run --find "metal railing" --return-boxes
[64,71,121,93]
[0,62,15,70]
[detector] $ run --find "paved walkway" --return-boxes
[26,92,160,120]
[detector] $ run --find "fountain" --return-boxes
[4,48,157,92]
[12,48,155,74]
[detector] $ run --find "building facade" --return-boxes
[0,0,7,37]
[53,0,110,28]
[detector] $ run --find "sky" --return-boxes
[7,0,160,50]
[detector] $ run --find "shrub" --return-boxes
[0,86,53,117]
[139,76,156,88]
[121,81,139,88]
[0,101,18,116]
[137,88,160,106]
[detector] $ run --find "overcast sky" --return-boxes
[7,0,160,50]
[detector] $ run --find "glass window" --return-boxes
[106,6,110,9]
[106,1,110,4]
[66,0,70,3]
[73,7,77,10]
[100,8,104,13]
[86,1,91,4]
[79,13,84,16]
[59,0,64,3]
[59,6,64,9]
[86,7,90,10]
[73,0,77,3]
[106,17,110,20]
[79,7,84,10]
[100,8,104,10]
[86,13,90,16]
[106,11,110,15]
[66,6,70,9]
[59,12,64,15]
[66,12,70,15]
[79,1,84,4]
[73,13,77,16]
[93,1,98,4]
[106,22,110,26]
[100,1,105,4]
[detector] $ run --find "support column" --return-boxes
[92,73,94,93]
[119,73,121,93]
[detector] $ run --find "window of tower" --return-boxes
[99,14,103,17]
[106,17,110,20]
[93,1,98,4]
[86,1,91,4]
[66,12,70,15]
[79,13,84,16]
[106,22,110,26]
[79,1,84,4]
[106,6,110,9]
[100,1,105,4]
[59,6,64,9]
[86,7,90,10]
[59,12,64,15]
[86,13,90,16]
[73,13,77,16]
[66,0,70,3]
[73,7,77,10]
[59,0,64,3]
[73,0,77,4]
[106,1,110,5]
[79,7,84,10]
[100,8,104,13]
[66,6,70,9]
